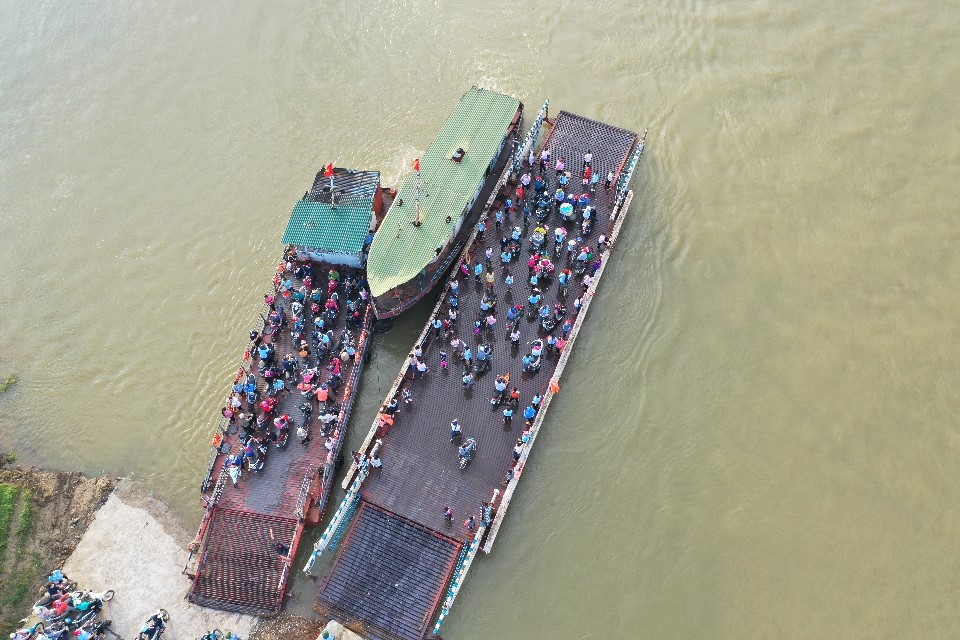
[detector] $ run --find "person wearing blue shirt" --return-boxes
[524,405,536,422]
[474,263,483,282]
[503,407,514,427]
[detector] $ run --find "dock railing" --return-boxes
[304,453,373,575]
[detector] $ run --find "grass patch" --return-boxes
[16,490,32,541]
[1,578,28,607]
[0,375,15,394]
[0,484,21,556]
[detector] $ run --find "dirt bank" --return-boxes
[0,466,114,636]
[249,613,325,640]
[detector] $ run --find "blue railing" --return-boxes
[510,99,550,176]
[615,128,649,213]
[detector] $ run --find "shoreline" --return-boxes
[0,465,114,636]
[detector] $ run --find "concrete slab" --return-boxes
[63,481,255,640]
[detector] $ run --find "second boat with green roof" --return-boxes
[366,87,523,319]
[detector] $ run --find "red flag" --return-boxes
[324,163,334,177]
[413,158,420,172]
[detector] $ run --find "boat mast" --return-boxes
[412,158,424,227]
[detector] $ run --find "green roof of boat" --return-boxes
[366,87,521,297]
[282,197,373,256]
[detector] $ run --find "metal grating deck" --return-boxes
[315,501,461,640]
[189,508,298,614]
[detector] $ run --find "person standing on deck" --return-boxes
[464,515,477,532]
[433,317,443,338]
[539,148,551,173]
[582,150,593,170]
[513,439,524,461]
[503,406,514,428]
[524,405,536,426]
[450,419,462,441]
[444,507,454,525]
[555,157,565,174]
[605,171,614,190]
[474,262,483,282]
[520,171,531,189]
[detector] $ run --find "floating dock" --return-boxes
[307,108,646,640]
[185,168,384,615]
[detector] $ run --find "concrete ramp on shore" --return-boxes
[63,481,255,640]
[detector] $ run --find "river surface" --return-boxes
[2,0,960,637]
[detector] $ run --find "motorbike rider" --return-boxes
[458,438,476,462]
[527,289,542,309]
[492,375,509,403]
[140,612,166,640]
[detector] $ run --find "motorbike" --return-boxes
[245,437,269,472]
[523,340,543,374]
[526,292,542,315]
[529,230,545,253]
[298,403,313,444]
[490,375,510,405]
[273,418,290,449]
[138,610,169,640]
[540,314,558,334]
[458,438,477,470]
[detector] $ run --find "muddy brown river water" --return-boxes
[2,1,960,637]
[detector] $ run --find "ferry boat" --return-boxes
[366,87,523,319]
[307,107,647,640]
[185,166,386,615]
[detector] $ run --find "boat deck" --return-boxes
[314,111,640,639]
[314,502,461,640]
[187,260,373,615]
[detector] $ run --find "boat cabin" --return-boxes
[282,167,383,268]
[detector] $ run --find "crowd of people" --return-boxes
[14,571,112,640]
[218,248,371,486]
[372,143,613,533]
